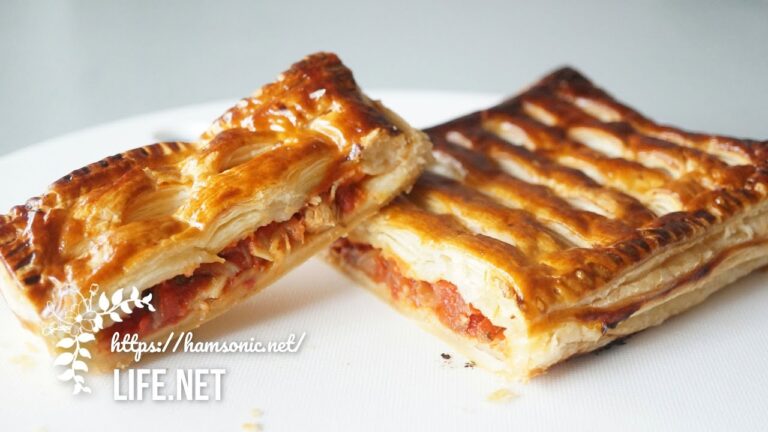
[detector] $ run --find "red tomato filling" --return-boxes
[99,184,365,347]
[99,215,305,345]
[332,239,505,342]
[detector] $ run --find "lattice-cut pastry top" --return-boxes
[334,67,768,358]
[0,52,431,328]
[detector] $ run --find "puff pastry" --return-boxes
[328,67,768,379]
[0,52,431,368]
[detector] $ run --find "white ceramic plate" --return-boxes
[1,91,766,432]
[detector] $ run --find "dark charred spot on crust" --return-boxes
[686,261,716,283]
[603,305,643,331]
[542,66,592,89]
[592,336,629,356]
[648,212,704,244]
[644,226,672,245]
[570,302,643,335]
[441,353,451,360]
[109,153,124,163]
[23,274,41,285]
[605,121,635,137]
[165,274,190,287]
[73,166,91,176]
[385,123,399,134]
[614,242,641,262]
[630,237,653,254]
[13,253,33,270]
[5,240,30,258]
[692,209,716,224]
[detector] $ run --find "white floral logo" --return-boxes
[43,285,155,395]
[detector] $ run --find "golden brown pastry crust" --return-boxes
[328,67,768,379]
[0,52,431,365]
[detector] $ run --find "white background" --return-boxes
[1,0,767,156]
[0,92,766,431]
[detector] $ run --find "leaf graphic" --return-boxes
[57,369,75,381]
[93,314,104,331]
[77,333,95,343]
[120,302,132,314]
[56,338,75,349]
[98,292,109,311]
[47,285,163,395]
[73,361,88,372]
[54,352,74,366]
[111,289,123,305]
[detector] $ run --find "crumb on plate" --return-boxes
[487,388,518,403]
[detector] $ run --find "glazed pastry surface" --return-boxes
[329,67,768,378]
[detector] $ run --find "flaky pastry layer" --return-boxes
[0,53,431,366]
[328,67,768,379]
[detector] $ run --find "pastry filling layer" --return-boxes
[331,239,505,342]
[99,184,364,345]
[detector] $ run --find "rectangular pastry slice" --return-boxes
[0,52,431,368]
[328,67,768,379]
